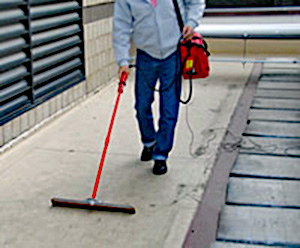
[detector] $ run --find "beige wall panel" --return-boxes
[83,0,114,8]
[206,38,300,58]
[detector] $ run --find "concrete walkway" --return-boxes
[0,62,252,248]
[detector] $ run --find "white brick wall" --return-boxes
[3,122,12,145]
[20,112,30,134]
[12,118,20,139]
[83,0,114,7]
[0,126,3,147]
[84,17,117,93]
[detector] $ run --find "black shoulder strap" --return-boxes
[172,0,184,32]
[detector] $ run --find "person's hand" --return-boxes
[118,66,130,80]
[182,25,194,40]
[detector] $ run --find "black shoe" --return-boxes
[141,145,154,161]
[152,160,167,175]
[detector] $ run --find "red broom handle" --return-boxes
[92,72,128,199]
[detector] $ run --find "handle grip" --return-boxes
[118,71,128,93]
[120,71,128,84]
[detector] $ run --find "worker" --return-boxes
[113,0,206,175]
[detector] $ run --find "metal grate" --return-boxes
[0,0,85,125]
[0,0,30,124]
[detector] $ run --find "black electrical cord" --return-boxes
[131,62,299,159]
[185,120,300,159]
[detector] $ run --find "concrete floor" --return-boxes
[0,62,252,248]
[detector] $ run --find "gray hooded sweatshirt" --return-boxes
[113,0,206,66]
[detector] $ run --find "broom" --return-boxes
[51,72,136,214]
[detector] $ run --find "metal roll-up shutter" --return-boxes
[30,0,84,101]
[0,2,31,123]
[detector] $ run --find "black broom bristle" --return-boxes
[51,198,136,214]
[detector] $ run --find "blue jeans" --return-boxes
[135,49,181,161]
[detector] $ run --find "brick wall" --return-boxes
[84,18,117,93]
[83,0,113,6]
